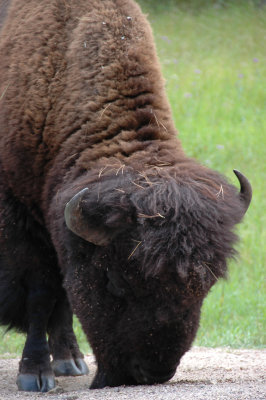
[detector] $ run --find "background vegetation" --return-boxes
[0,0,265,355]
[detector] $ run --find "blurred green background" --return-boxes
[0,0,265,355]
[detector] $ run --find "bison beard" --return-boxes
[0,0,251,393]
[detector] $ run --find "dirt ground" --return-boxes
[0,347,265,400]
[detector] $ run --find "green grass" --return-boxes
[0,1,265,355]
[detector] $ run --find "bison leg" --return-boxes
[48,291,89,377]
[17,286,56,392]
[0,183,60,391]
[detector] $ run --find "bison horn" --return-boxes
[233,169,252,215]
[64,188,119,246]
[64,188,93,242]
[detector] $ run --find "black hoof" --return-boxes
[52,358,89,376]
[17,373,56,392]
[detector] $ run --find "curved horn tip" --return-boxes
[66,187,89,208]
[233,169,252,213]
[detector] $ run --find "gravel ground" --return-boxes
[0,347,265,400]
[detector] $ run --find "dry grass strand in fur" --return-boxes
[128,240,142,260]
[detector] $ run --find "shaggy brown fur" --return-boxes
[0,0,181,206]
[0,0,251,393]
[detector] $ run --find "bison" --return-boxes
[0,0,251,393]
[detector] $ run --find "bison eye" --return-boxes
[106,270,127,298]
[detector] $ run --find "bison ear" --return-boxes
[64,188,134,246]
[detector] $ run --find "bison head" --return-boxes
[63,168,251,388]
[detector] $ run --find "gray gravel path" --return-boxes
[0,347,265,399]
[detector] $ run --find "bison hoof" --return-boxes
[52,358,89,376]
[17,372,56,392]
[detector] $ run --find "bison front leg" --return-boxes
[17,286,56,392]
[48,291,89,377]
[0,183,63,392]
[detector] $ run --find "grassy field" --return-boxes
[0,1,265,355]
